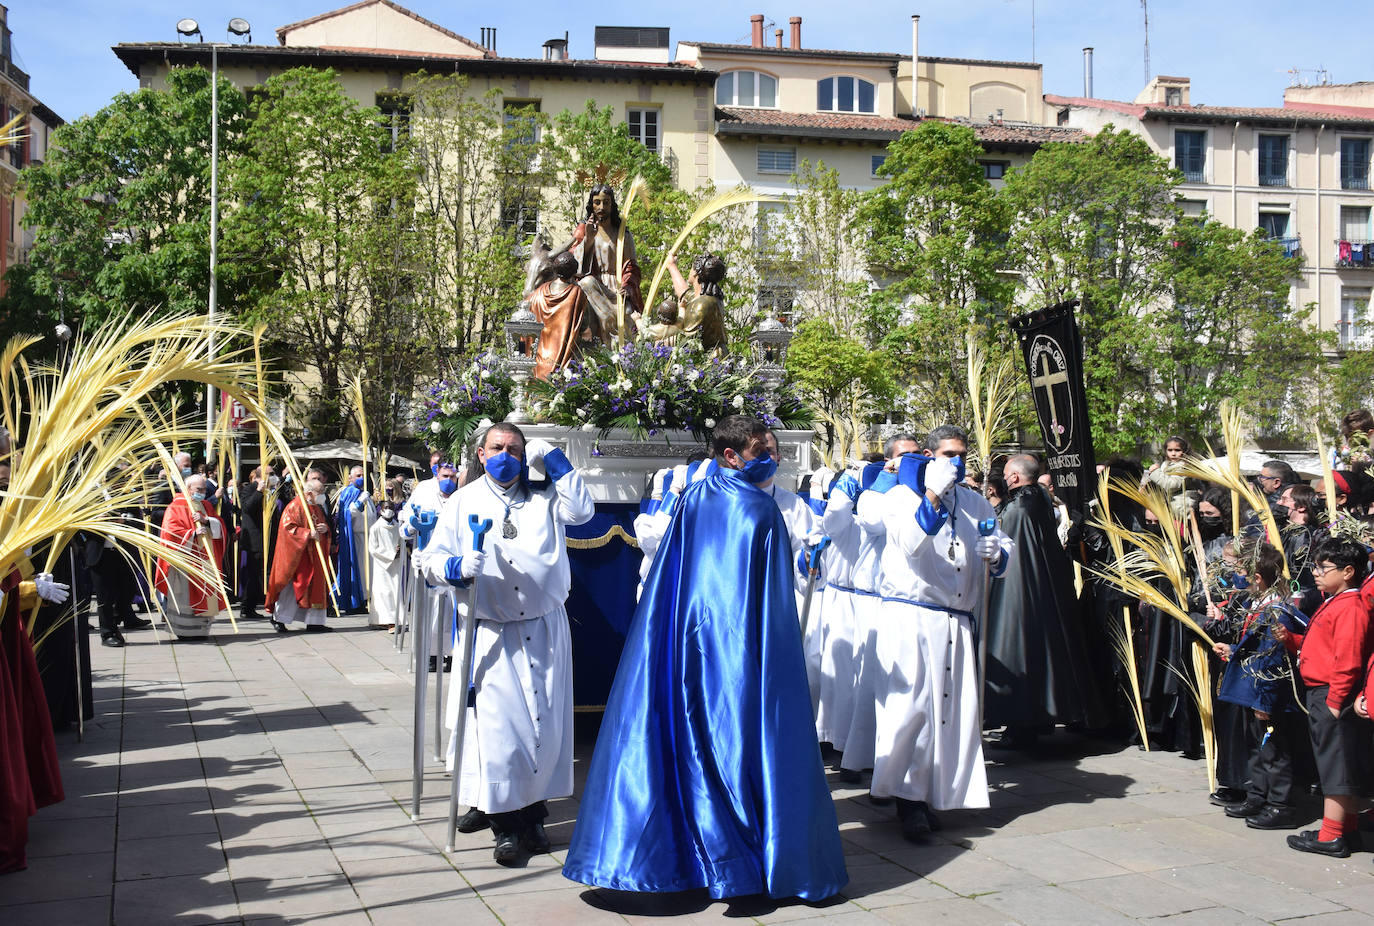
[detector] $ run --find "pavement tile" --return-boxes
[338,853,471,907]
[1318,881,1374,914]
[970,833,1132,882]
[0,850,114,905]
[234,874,363,920]
[1145,862,1344,920]
[0,895,111,925]
[117,800,222,840]
[113,869,239,923]
[24,814,117,858]
[225,835,344,881]
[973,884,1137,926]
[1059,872,1218,918]
[872,897,1022,925]
[365,895,503,925]
[115,832,227,881]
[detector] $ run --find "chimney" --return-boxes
[789,16,802,50]
[1083,47,1094,98]
[750,14,764,48]
[775,29,783,49]
[911,15,920,117]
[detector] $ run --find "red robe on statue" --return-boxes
[0,568,64,873]
[266,496,331,613]
[154,496,227,614]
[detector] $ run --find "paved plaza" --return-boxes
[3,613,1373,925]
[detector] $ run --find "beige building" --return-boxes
[0,4,62,296]
[1048,76,1374,350]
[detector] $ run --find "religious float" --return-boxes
[416,181,815,708]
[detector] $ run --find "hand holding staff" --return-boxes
[446,514,493,852]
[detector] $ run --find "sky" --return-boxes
[12,1,1373,123]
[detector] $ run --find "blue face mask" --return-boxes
[1231,572,1250,590]
[438,477,457,495]
[431,464,439,476]
[190,491,205,502]
[181,466,194,478]
[353,477,364,490]
[484,451,523,483]
[740,454,778,484]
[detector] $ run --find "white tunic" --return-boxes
[422,467,594,813]
[769,483,821,702]
[814,490,861,748]
[405,479,460,653]
[367,518,405,626]
[869,484,1012,810]
[840,487,891,770]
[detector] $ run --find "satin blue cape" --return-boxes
[332,484,367,609]
[563,467,848,901]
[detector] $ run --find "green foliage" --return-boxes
[17,66,250,330]
[785,317,894,457]
[224,67,421,445]
[1002,127,1182,456]
[1148,219,1324,442]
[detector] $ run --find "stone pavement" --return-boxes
[3,612,1373,925]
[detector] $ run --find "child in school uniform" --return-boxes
[1277,537,1374,857]
[1213,541,1309,830]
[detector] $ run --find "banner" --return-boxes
[1010,299,1096,514]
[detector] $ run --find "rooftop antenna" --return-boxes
[1141,0,1150,84]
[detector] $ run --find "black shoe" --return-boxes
[122,617,154,631]
[493,831,522,865]
[271,619,289,633]
[428,656,438,673]
[1224,797,1266,818]
[101,632,125,648]
[456,808,490,833]
[443,656,452,673]
[868,793,891,807]
[1247,806,1299,830]
[922,803,943,832]
[1209,787,1246,807]
[522,820,551,854]
[1287,829,1351,858]
[837,767,861,783]
[303,624,333,633]
[899,810,932,842]
[241,611,264,622]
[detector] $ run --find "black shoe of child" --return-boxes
[1287,829,1351,858]
[1224,797,1266,818]
[522,820,551,854]
[1209,787,1246,806]
[493,831,523,865]
[1247,806,1299,830]
[101,632,126,648]
[122,617,154,630]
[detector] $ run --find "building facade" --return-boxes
[1048,76,1374,349]
[0,5,62,296]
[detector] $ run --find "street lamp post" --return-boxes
[176,17,251,458]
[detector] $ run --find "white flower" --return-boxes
[429,420,442,433]
[551,393,564,407]
[480,369,492,380]
[442,402,456,415]
[671,364,684,377]
[581,422,597,431]
[477,417,494,429]
[609,353,622,365]
[704,418,716,428]
[688,370,701,382]
[731,394,745,409]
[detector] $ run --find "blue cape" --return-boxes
[563,467,847,900]
[332,484,368,609]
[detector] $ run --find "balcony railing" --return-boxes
[1336,238,1374,268]
[1258,172,1288,187]
[1339,321,1373,351]
[1342,175,1371,191]
[1180,168,1205,183]
[1271,236,1302,260]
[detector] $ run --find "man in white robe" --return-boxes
[869,424,1011,842]
[403,461,460,669]
[421,423,594,865]
[368,500,405,629]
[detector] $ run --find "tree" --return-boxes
[224,67,421,442]
[1001,127,1180,456]
[785,317,895,461]
[16,66,250,330]
[860,122,1015,432]
[1146,219,1323,443]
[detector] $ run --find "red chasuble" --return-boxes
[154,495,227,614]
[266,496,330,612]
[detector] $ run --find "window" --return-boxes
[871,154,888,177]
[1258,133,1289,186]
[1258,209,1289,239]
[980,161,1008,181]
[503,100,541,148]
[626,107,659,154]
[757,146,796,174]
[1179,199,1207,218]
[1341,137,1370,190]
[817,76,875,114]
[377,93,411,153]
[1338,206,1372,267]
[1175,129,1206,182]
[500,192,539,242]
[716,70,777,108]
[1165,87,1182,106]
[1341,287,1371,350]
[1341,205,1371,240]
[756,285,796,326]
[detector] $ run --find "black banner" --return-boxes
[1010,299,1097,514]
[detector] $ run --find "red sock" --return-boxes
[1319,817,1344,842]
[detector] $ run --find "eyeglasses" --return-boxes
[1311,564,1342,576]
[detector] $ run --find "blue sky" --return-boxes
[13,1,1371,122]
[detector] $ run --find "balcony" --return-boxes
[1342,175,1371,191]
[1258,172,1288,187]
[1339,321,1373,351]
[1336,239,1374,268]
[1271,236,1302,260]
[1180,168,1204,183]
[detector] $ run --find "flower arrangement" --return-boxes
[526,341,813,440]
[416,353,514,458]
[1336,430,1372,470]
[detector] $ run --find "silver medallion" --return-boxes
[502,517,518,540]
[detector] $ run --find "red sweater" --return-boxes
[1297,588,1374,712]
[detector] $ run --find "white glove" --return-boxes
[975,535,1001,562]
[461,549,486,580]
[35,573,70,605]
[525,438,554,465]
[650,467,673,501]
[809,467,832,500]
[926,456,958,498]
[669,464,689,495]
[805,527,828,547]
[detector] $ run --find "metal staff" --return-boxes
[445,514,493,852]
[408,510,438,821]
[975,516,997,733]
[433,591,448,763]
[797,535,831,639]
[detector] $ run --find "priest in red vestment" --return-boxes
[154,473,227,639]
[266,478,334,633]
